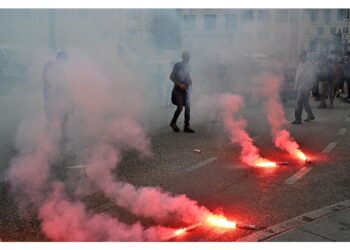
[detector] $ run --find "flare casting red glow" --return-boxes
[206,214,237,229]
[254,158,277,168]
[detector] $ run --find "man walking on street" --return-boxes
[292,51,316,124]
[169,51,195,133]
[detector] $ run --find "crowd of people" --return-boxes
[292,51,350,124]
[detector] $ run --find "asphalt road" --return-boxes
[1,88,350,241]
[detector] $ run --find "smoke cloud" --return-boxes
[39,182,177,241]
[258,73,304,159]
[198,93,273,167]
[5,53,212,241]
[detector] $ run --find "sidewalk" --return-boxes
[237,200,350,242]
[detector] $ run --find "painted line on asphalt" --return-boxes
[321,142,338,153]
[284,167,312,185]
[337,128,347,136]
[183,157,218,172]
[66,165,85,169]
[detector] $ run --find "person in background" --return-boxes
[344,55,350,100]
[292,51,316,124]
[43,51,73,138]
[169,51,195,133]
[335,60,344,98]
[315,55,332,109]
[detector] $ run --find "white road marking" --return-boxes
[284,167,313,185]
[184,157,218,172]
[66,165,85,169]
[322,142,338,153]
[337,128,347,136]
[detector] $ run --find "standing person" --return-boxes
[43,51,73,139]
[326,58,336,107]
[292,51,316,124]
[344,55,350,100]
[315,55,332,109]
[335,60,344,98]
[169,51,195,133]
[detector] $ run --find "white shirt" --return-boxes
[295,60,316,91]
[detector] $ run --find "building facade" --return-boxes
[0,9,349,68]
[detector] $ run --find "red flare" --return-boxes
[254,158,277,168]
[174,228,187,236]
[296,150,307,161]
[206,214,237,229]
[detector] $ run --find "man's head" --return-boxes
[299,51,307,63]
[182,51,190,63]
[56,51,68,62]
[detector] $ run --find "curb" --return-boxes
[236,199,350,242]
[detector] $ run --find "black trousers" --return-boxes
[171,88,190,126]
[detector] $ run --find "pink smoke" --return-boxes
[82,128,210,226]
[5,114,61,214]
[61,59,211,226]
[258,73,304,159]
[39,182,178,241]
[198,93,274,167]
[6,54,213,242]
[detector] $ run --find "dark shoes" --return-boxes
[184,126,195,133]
[170,123,195,133]
[291,120,302,124]
[304,116,315,122]
[170,123,180,132]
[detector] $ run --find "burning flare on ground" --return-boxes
[216,94,276,168]
[254,158,277,168]
[206,214,237,229]
[258,73,309,163]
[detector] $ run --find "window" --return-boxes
[330,27,336,35]
[275,10,288,23]
[309,40,317,52]
[183,14,195,30]
[344,10,350,20]
[290,13,298,23]
[344,26,349,34]
[204,14,216,31]
[257,10,270,22]
[337,10,343,21]
[128,10,141,20]
[317,27,324,35]
[324,10,331,22]
[240,10,253,22]
[310,10,318,21]
[225,14,237,30]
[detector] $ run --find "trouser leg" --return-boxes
[294,90,303,121]
[184,94,190,126]
[346,78,350,97]
[303,91,314,118]
[319,81,327,106]
[171,105,183,125]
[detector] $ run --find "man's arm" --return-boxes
[170,63,186,90]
